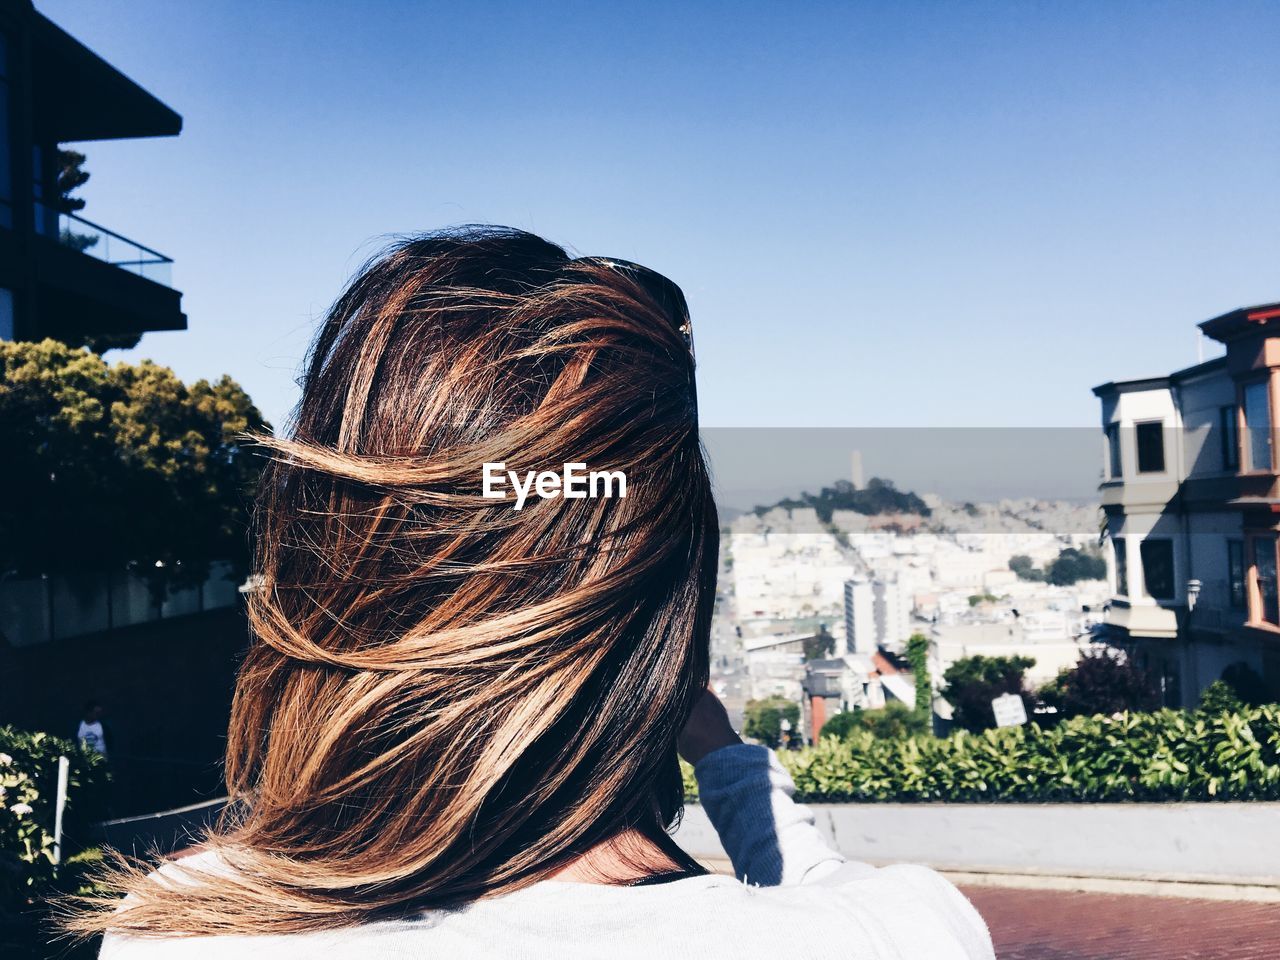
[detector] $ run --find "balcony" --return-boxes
[41,206,174,288]
[1104,600,1179,639]
[29,203,185,339]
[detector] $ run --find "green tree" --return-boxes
[744,696,801,748]
[1045,547,1107,586]
[52,149,141,352]
[0,340,270,599]
[802,626,835,661]
[905,632,932,721]
[754,477,931,523]
[1008,554,1044,581]
[820,701,929,740]
[1039,649,1160,720]
[941,654,1036,732]
[56,148,90,213]
[1198,680,1245,715]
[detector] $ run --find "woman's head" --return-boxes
[83,227,718,935]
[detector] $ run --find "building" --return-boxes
[843,574,914,655]
[0,0,184,344]
[843,577,875,654]
[1093,302,1280,706]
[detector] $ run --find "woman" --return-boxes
[79,227,994,958]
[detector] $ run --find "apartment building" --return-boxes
[0,0,184,343]
[1093,302,1280,706]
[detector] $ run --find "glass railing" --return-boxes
[35,201,174,287]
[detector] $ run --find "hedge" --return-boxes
[683,705,1280,804]
[0,727,107,919]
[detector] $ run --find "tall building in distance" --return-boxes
[843,574,912,655]
[1093,301,1280,707]
[850,449,865,490]
[843,577,875,655]
[0,0,185,344]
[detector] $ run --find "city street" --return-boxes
[959,886,1280,960]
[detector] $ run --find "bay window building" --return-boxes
[1093,302,1280,707]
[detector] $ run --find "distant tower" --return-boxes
[850,450,865,490]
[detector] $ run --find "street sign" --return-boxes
[991,692,1028,728]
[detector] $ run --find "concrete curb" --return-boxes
[674,801,1280,894]
[693,855,1280,903]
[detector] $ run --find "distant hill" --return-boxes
[753,477,931,524]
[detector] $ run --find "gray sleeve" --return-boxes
[693,743,865,886]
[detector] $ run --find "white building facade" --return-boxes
[1093,301,1280,706]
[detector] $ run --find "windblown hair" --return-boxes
[71,227,718,937]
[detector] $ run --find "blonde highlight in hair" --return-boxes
[68,227,718,937]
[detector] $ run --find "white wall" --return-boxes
[675,801,1280,884]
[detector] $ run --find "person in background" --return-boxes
[76,700,112,759]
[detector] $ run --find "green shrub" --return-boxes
[1198,679,1246,716]
[942,654,1036,732]
[680,758,698,803]
[1040,648,1161,720]
[821,702,929,741]
[0,728,107,920]
[743,696,800,748]
[683,705,1280,804]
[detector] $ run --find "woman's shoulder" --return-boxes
[676,864,994,959]
[102,858,993,960]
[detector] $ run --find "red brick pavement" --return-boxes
[959,886,1280,960]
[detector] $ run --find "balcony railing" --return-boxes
[35,202,174,288]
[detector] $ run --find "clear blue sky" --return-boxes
[39,0,1280,431]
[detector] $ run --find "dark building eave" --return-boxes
[1091,375,1171,398]
[1199,302,1280,344]
[1091,356,1229,398]
[31,12,181,142]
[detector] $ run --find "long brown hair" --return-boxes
[72,227,719,936]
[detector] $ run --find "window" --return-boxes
[1243,380,1272,472]
[1113,538,1129,597]
[1228,539,1246,608]
[0,30,12,230]
[1105,423,1122,478]
[1140,538,1175,601]
[1220,405,1240,471]
[1251,536,1279,626]
[0,287,11,340]
[1135,420,1165,473]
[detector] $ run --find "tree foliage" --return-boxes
[802,626,835,661]
[820,701,929,741]
[0,727,106,920]
[905,632,932,719]
[0,340,270,596]
[56,148,90,213]
[754,477,931,524]
[1009,547,1105,586]
[942,654,1036,733]
[1198,680,1245,716]
[1008,554,1042,581]
[1039,648,1160,720]
[744,696,801,748]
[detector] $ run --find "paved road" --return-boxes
[960,886,1280,960]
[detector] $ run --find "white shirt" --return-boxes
[101,744,995,959]
[78,719,107,757]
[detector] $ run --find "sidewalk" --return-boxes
[960,886,1280,960]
